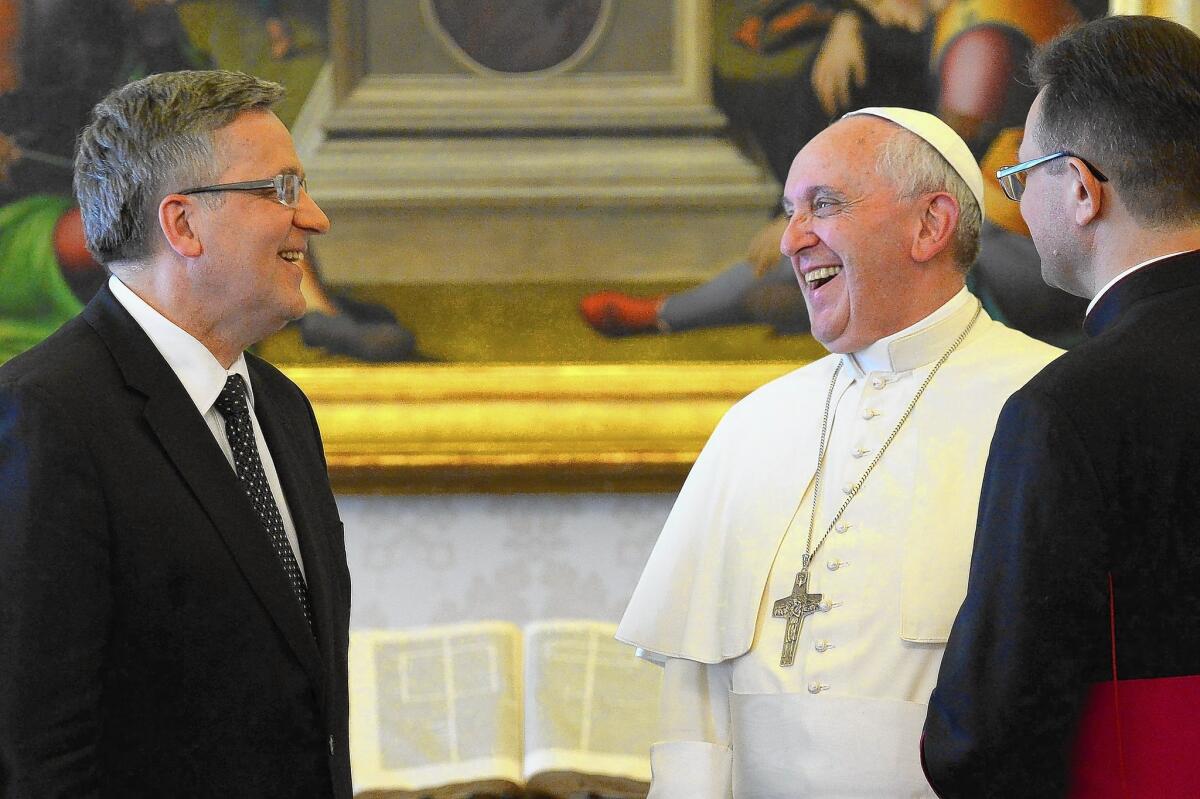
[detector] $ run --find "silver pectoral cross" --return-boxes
[772,556,823,667]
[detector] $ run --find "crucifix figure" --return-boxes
[772,557,823,667]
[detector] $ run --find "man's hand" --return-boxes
[811,11,867,117]
[748,216,791,277]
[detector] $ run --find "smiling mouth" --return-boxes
[805,266,842,290]
[278,250,305,263]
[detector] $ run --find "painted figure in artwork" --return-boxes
[580,0,1103,349]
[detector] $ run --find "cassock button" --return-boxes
[815,640,833,652]
[818,599,837,612]
[807,681,829,694]
[852,447,871,459]
[827,559,848,571]
[871,377,886,390]
[835,522,850,534]
[842,483,856,496]
[862,408,881,420]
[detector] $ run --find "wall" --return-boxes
[340,493,674,631]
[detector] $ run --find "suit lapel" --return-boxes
[83,286,325,691]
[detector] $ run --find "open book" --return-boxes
[349,620,661,799]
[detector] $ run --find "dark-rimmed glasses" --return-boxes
[996,152,1108,202]
[178,173,307,208]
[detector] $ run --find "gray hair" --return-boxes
[74,70,285,265]
[875,127,982,272]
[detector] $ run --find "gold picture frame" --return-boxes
[287,361,798,493]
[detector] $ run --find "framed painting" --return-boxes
[272,0,1116,492]
[1,0,1146,492]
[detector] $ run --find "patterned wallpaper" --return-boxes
[339,493,674,632]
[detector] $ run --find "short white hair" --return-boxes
[875,127,982,272]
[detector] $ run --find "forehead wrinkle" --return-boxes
[786,182,843,202]
[807,183,842,197]
[788,118,885,201]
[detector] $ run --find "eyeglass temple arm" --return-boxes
[179,179,275,196]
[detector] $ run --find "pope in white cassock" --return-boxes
[616,108,1064,798]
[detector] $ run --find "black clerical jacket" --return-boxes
[922,250,1200,797]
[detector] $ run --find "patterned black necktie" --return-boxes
[214,374,314,634]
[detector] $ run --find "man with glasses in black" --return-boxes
[0,70,353,797]
[922,15,1200,797]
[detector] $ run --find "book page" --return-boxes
[350,623,525,798]
[522,620,660,798]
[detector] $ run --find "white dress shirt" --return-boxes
[108,276,306,577]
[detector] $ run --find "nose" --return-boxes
[294,188,330,235]
[780,211,816,258]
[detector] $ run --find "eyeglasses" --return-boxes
[178,173,308,208]
[996,151,1108,202]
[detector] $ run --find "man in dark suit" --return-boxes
[0,70,352,797]
[922,15,1200,798]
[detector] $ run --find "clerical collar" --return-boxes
[1085,250,1190,318]
[843,287,975,378]
[108,276,253,417]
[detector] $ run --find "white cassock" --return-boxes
[617,289,1063,798]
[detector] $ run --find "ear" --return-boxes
[910,193,960,264]
[158,194,203,259]
[1067,157,1104,226]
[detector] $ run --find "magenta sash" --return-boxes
[1068,573,1200,797]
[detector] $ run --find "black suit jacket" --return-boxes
[0,285,353,798]
[922,250,1200,796]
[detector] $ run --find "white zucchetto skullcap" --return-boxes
[843,106,985,219]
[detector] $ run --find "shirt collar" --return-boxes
[842,286,977,379]
[1085,251,1190,318]
[108,275,252,415]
